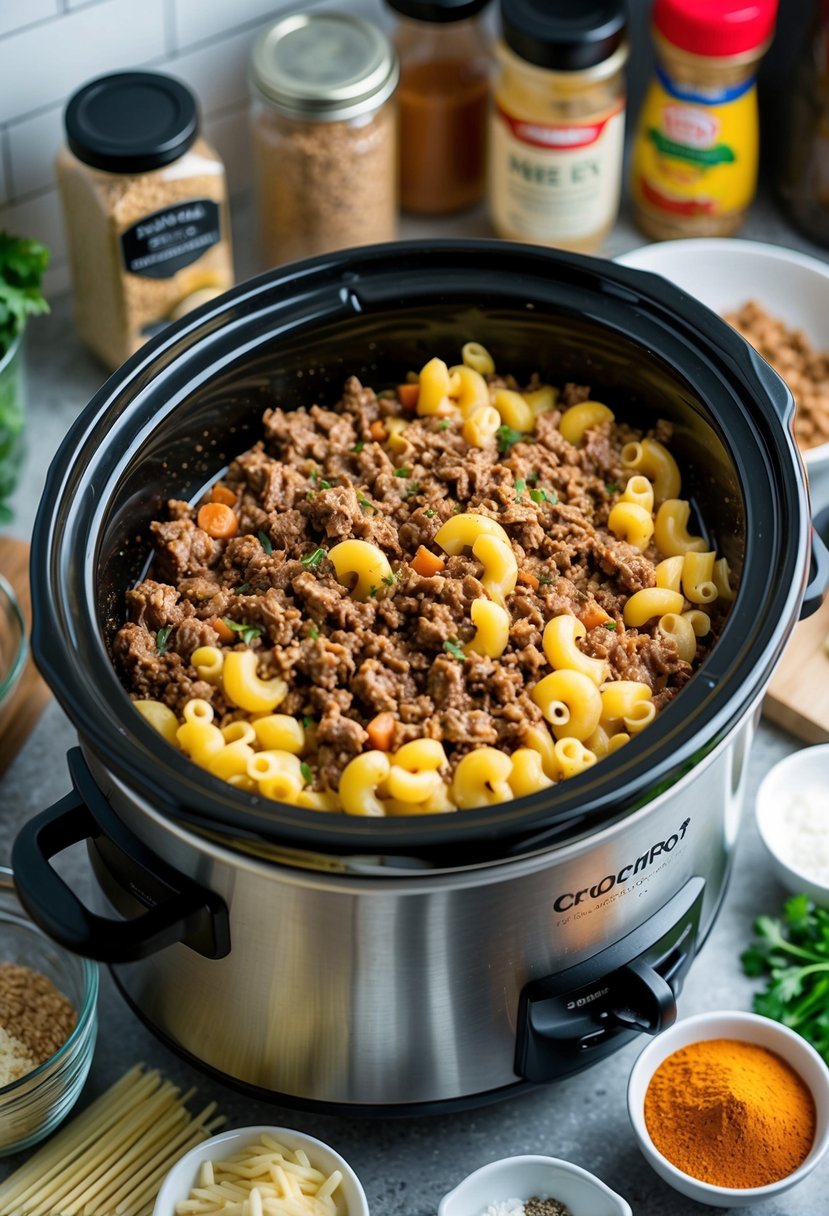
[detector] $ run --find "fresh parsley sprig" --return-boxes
[0,232,49,357]
[221,618,262,646]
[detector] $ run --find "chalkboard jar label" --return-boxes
[120,199,222,279]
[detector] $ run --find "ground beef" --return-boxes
[114,366,726,794]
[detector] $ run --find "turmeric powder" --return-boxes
[644,1038,815,1188]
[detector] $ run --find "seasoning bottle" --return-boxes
[488,0,628,254]
[778,0,829,248]
[385,0,494,214]
[250,12,399,268]
[630,0,779,241]
[56,72,233,371]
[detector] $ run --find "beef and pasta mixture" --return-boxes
[114,343,734,815]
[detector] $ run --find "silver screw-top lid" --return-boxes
[250,12,399,122]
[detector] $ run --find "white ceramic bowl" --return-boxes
[627,1010,829,1208]
[755,743,829,905]
[438,1154,632,1216]
[152,1125,369,1216]
[617,239,829,508]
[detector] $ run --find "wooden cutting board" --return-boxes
[764,594,829,743]
[0,538,50,777]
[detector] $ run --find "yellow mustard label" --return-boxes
[631,70,758,219]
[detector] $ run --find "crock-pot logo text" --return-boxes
[553,818,690,913]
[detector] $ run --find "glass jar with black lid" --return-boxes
[56,71,233,371]
[489,0,629,253]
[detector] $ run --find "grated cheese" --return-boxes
[780,786,829,886]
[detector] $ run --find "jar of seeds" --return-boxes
[56,71,233,371]
[250,11,399,267]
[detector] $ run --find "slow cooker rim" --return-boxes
[31,239,810,858]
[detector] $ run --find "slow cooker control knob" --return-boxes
[603,957,676,1035]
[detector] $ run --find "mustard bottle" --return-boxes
[631,0,778,240]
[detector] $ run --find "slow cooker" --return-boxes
[12,241,826,1114]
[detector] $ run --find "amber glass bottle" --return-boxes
[386,0,494,214]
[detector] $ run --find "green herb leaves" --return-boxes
[0,232,50,358]
[221,618,262,647]
[530,487,558,505]
[301,547,326,570]
[741,894,829,1063]
[308,624,320,641]
[300,761,313,783]
[443,639,466,662]
[514,478,526,502]
[155,625,172,655]
[257,529,273,555]
[393,466,410,478]
[496,424,527,456]
[604,620,617,631]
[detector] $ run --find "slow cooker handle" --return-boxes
[12,749,230,963]
[802,526,829,620]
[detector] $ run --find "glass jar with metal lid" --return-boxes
[250,11,399,267]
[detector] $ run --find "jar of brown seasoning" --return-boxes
[385,0,494,214]
[250,12,399,267]
[56,72,233,371]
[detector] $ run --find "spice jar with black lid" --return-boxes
[385,0,494,214]
[56,71,233,371]
[489,0,628,253]
[250,12,399,268]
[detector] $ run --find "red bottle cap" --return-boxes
[653,0,778,58]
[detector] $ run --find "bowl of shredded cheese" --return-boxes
[152,1124,369,1216]
[756,743,829,905]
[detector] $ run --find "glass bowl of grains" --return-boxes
[0,866,98,1155]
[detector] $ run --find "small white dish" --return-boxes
[438,1154,632,1216]
[755,743,829,905]
[152,1124,369,1216]
[627,1010,829,1208]
[617,238,829,508]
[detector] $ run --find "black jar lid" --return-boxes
[385,0,491,21]
[500,0,627,72]
[64,71,199,173]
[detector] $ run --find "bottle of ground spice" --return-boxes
[56,72,233,371]
[630,0,779,240]
[386,0,494,215]
[488,0,628,254]
[250,12,399,268]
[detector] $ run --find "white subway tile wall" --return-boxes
[0,0,390,292]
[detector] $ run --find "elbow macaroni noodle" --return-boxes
[130,343,736,816]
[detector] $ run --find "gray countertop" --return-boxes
[0,191,827,1215]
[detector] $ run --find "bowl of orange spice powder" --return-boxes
[626,1010,829,1208]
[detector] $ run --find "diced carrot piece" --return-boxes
[366,712,395,752]
[197,502,238,539]
[517,570,540,591]
[411,546,446,578]
[369,419,387,442]
[578,603,612,631]
[397,383,420,411]
[210,483,237,507]
[211,617,235,644]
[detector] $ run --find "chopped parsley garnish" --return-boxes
[257,529,273,555]
[605,482,620,494]
[382,571,399,587]
[404,482,420,498]
[538,572,553,587]
[306,490,315,502]
[221,619,262,646]
[302,715,314,729]
[393,466,410,478]
[308,469,331,490]
[300,761,313,783]
[358,496,377,513]
[496,424,528,456]
[352,441,364,454]
[438,420,450,430]
[443,639,466,662]
[308,624,320,640]
[604,620,617,631]
[235,582,251,595]
[155,625,172,655]
[368,584,378,598]
[530,487,558,505]
[424,508,436,518]
[301,547,327,570]
[514,477,526,502]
